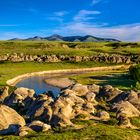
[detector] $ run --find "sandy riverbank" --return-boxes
[45,78,75,88]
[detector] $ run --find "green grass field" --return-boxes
[0,41,140,56]
[0,61,113,86]
[69,70,134,90]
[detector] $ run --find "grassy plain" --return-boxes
[0,41,140,56]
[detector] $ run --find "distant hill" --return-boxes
[10,34,121,42]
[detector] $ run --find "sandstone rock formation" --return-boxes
[1,83,140,135]
[28,120,51,132]
[0,53,138,64]
[112,101,140,118]
[4,87,35,113]
[0,105,25,134]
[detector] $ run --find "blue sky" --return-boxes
[0,0,140,41]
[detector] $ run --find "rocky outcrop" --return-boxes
[71,84,89,96]
[0,53,138,64]
[98,85,122,102]
[28,120,51,132]
[112,101,140,118]
[126,91,140,110]
[18,121,51,136]
[112,101,140,128]
[1,83,140,135]
[0,105,25,135]
[51,89,86,127]
[26,94,53,122]
[4,87,35,114]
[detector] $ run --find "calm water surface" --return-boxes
[16,76,61,98]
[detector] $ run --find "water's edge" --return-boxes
[7,65,130,86]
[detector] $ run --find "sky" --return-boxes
[0,0,140,41]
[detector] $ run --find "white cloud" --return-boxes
[49,22,140,42]
[91,0,109,6]
[91,0,102,5]
[46,11,69,23]
[2,23,140,41]
[74,10,101,21]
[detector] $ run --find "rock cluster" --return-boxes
[0,53,137,64]
[0,83,140,136]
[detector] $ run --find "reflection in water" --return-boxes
[16,76,61,98]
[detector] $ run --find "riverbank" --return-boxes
[7,64,130,86]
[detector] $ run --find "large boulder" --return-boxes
[18,121,51,136]
[51,92,76,126]
[99,85,122,102]
[71,84,89,96]
[29,120,51,132]
[14,87,35,98]
[4,87,35,109]
[0,105,25,135]
[125,90,140,110]
[51,89,95,127]
[51,89,86,127]
[85,92,96,102]
[88,84,100,94]
[5,87,35,103]
[112,101,140,118]
[26,94,53,122]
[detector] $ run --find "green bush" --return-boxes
[129,65,140,89]
[129,65,140,82]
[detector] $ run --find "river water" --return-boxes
[16,76,61,98]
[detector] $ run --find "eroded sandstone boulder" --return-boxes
[112,101,140,118]
[88,84,100,94]
[4,87,35,114]
[71,84,89,96]
[29,120,51,132]
[51,89,96,127]
[99,85,122,102]
[26,94,54,122]
[14,87,35,98]
[125,90,140,110]
[0,105,25,135]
